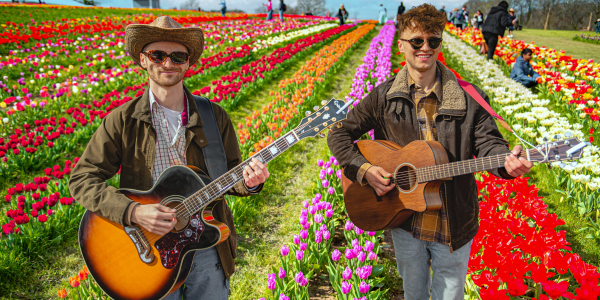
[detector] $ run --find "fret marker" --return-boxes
[270,146,278,155]
[231,173,237,180]
[216,182,221,190]
[257,156,264,163]
[204,191,210,199]
[286,135,295,144]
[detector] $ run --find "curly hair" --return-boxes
[397,4,447,37]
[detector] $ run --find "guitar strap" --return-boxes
[193,95,229,180]
[456,78,514,134]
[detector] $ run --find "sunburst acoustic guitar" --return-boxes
[78,99,350,300]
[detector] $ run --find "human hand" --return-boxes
[131,204,177,236]
[504,145,533,177]
[364,166,395,196]
[244,157,270,188]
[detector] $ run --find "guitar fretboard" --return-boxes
[181,131,300,216]
[416,152,512,183]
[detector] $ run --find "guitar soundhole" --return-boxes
[395,164,417,192]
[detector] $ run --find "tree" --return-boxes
[179,0,200,11]
[296,0,327,16]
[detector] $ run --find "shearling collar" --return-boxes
[386,60,466,114]
[131,85,204,128]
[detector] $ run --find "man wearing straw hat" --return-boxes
[69,16,270,299]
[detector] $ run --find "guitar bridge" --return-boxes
[124,226,155,264]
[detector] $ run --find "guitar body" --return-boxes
[78,165,230,300]
[342,140,448,231]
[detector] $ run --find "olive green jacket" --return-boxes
[69,85,261,278]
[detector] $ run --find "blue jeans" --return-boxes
[221,7,226,17]
[279,10,284,22]
[596,26,600,34]
[163,247,229,300]
[391,228,472,300]
[267,10,273,21]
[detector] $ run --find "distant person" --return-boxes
[481,1,512,60]
[439,5,447,21]
[306,10,313,16]
[596,18,600,34]
[450,8,465,29]
[379,4,387,25]
[263,0,273,21]
[475,10,484,30]
[461,6,469,25]
[220,0,226,17]
[337,4,348,26]
[508,8,517,37]
[396,2,406,26]
[279,0,286,22]
[510,48,541,88]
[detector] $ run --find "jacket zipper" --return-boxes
[436,114,454,253]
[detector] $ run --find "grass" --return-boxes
[511,28,600,61]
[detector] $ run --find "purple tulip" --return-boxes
[333,159,339,166]
[354,226,364,235]
[300,209,308,217]
[336,169,343,179]
[302,200,309,208]
[299,215,307,225]
[325,161,331,168]
[352,239,360,248]
[280,245,289,256]
[323,230,331,240]
[319,169,326,180]
[345,220,354,231]
[267,273,276,290]
[367,231,376,237]
[315,193,322,202]
[300,242,307,251]
[293,234,301,245]
[302,222,311,230]
[329,156,336,163]
[295,272,306,286]
[279,294,289,300]
[341,281,352,294]
[326,167,333,176]
[320,224,328,231]
[308,205,317,215]
[356,266,372,279]
[363,240,374,253]
[317,159,324,167]
[279,267,286,279]
[296,249,304,260]
[325,202,333,210]
[368,251,378,261]
[328,186,335,195]
[322,179,329,188]
[314,214,323,224]
[312,196,320,205]
[345,248,356,260]
[357,251,367,262]
[315,230,323,243]
[342,266,353,280]
[326,209,333,218]
[300,230,308,239]
[359,281,370,294]
[332,249,341,261]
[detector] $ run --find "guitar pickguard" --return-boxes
[154,212,204,269]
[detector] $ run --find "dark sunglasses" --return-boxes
[400,37,443,50]
[141,50,190,64]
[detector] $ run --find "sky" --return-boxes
[43,0,466,20]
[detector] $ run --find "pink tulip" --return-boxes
[326,209,333,218]
[300,242,307,251]
[300,230,308,239]
[363,240,374,253]
[354,226,364,235]
[357,251,367,262]
[323,230,331,240]
[315,230,323,243]
[296,250,304,260]
[293,234,301,245]
[341,281,352,294]
[345,220,354,231]
[280,245,289,256]
[332,249,341,261]
[359,281,370,294]
[342,266,353,280]
[314,214,323,224]
[367,251,378,261]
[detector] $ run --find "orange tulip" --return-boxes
[57,288,67,298]
[79,269,88,281]
[69,275,80,288]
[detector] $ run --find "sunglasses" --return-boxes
[400,37,443,50]
[141,50,190,65]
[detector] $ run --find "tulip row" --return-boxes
[257,155,387,300]
[193,24,355,109]
[55,265,107,299]
[441,34,600,215]
[466,173,600,300]
[445,25,600,136]
[573,34,600,45]
[233,24,376,158]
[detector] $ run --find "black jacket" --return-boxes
[482,6,512,36]
[327,62,515,251]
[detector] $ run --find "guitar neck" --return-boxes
[182,130,300,214]
[417,152,514,183]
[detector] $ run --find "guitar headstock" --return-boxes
[528,136,589,164]
[294,99,351,140]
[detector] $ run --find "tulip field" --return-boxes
[1,3,600,300]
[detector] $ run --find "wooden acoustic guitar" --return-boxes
[342,135,588,232]
[78,99,351,300]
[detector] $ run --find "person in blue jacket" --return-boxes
[510,48,540,88]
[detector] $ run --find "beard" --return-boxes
[147,63,187,87]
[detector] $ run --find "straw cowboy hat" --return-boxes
[509,8,515,12]
[125,16,204,67]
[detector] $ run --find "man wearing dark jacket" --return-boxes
[328,4,532,300]
[481,0,512,60]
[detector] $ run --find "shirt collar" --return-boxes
[408,66,443,101]
[149,89,189,126]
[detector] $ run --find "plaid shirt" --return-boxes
[149,91,189,184]
[409,68,451,248]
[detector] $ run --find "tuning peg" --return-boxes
[542,137,548,142]
[313,106,319,111]
[305,111,311,117]
[321,100,327,106]
[318,132,326,138]
[336,122,343,128]
[559,162,566,168]
[554,134,561,140]
[570,162,578,168]
[565,131,573,138]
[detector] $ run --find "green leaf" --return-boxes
[372,265,384,277]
